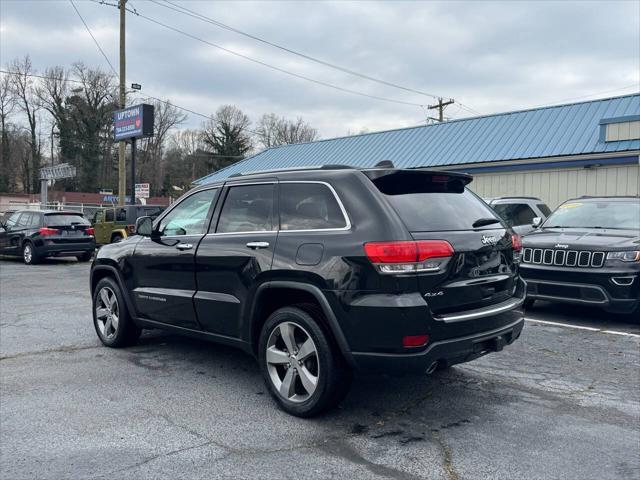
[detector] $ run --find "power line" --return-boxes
[69,0,118,77]
[153,0,443,99]
[90,0,427,108]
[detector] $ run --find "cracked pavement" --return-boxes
[1,258,639,479]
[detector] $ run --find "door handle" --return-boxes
[246,241,270,249]
[176,243,193,251]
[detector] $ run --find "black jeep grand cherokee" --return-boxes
[521,196,640,315]
[90,165,525,416]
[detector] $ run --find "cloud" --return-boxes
[1,0,638,138]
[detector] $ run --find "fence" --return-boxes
[0,201,110,220]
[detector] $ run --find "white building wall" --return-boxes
[469,162,640,209]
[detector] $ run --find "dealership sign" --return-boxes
[135,183,150,199]
[113,104,154,141]
[40,163,76,180]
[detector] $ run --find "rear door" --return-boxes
[194,181,278,338]
[366,171,520,322]
[130,187,219,329]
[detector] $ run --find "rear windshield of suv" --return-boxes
[385,189,501,232]
[45,213,89,227]
[544,201,640,229]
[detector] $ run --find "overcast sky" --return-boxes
[1,0,638,138]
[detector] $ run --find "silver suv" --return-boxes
[485,197,552,235]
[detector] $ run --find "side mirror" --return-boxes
[135,216,154,237]
[532,217,542,228]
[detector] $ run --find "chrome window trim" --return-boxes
[206,230,277,237]
[277,181,352,233]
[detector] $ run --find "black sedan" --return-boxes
[0,210,96,264]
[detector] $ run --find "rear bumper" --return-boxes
[351,315,524,374]
[37,240,96,257]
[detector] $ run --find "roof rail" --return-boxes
[227,164,355,178]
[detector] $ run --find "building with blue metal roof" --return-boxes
[196,93,640,208]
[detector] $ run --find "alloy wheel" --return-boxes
[23,244,33,264]
[95,286,119,339]
[266,321,319,403]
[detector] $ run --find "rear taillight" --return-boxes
[39,227,59,236]
[364,240,454,274]
[86,227,95,236]
[511,234,522,252]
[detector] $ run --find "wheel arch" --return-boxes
[90,265,138,322]
[247,281,355,367]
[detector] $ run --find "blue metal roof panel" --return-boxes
[195,93,640,184]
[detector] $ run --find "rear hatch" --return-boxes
[365,170,521,333]
[44,213,93,243]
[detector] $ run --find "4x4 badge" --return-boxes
[555,244,569,248]
[481,235,499,245]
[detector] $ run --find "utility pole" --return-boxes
[428,97,455,122]
[118,0,126,206]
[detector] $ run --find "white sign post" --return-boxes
[135,183,150,199]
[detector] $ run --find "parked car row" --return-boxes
[0,204,166,264]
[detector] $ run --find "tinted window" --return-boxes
[16,212,32,227]
[27,213,41,227]
[105,209,114,222]
[280,183,347,230]
[45,214,89,227]
[159,188,217,236]
[116,208,127,221]
[544,201,640,229]
[493,203,537,227]
[217,184,275,233]
[537,203,552,217]
[384,189,500,232]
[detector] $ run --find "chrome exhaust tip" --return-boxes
[426,361,439,375]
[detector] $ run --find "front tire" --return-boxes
[92,277,141,347]
[259,306,352,417]
[22,242,40,265]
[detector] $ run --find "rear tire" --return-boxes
[22,242,40,265]
[92,277,141,347]
[259,305,352,417]
[77,251,93,262]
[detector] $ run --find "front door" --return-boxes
[130,187,219,329]
[0,212,23,254]
[195,182,278,338]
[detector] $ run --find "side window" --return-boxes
[493,203,536,227]
[105,209,114,222]
[159,188,218,236]
[116,208,127,221]
[216,184,275,233]
[16,213,31,227]
[27,213,41,227]
[280,183,347,230]
[5,212,21,227]
[94,211,104,223]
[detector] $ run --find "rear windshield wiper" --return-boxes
[472,217,501,228]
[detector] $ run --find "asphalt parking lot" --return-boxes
[1,258,639,480]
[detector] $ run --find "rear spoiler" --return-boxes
[361,169,473,195]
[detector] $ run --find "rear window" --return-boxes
[45,213,89,227]
[280,183,347,230]
[384,189,501,232]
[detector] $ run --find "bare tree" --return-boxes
[256,113,318,149]
[201,105,253,167]
[0,73,17,191]
[138,99,187,193]
[9,55,40,192]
